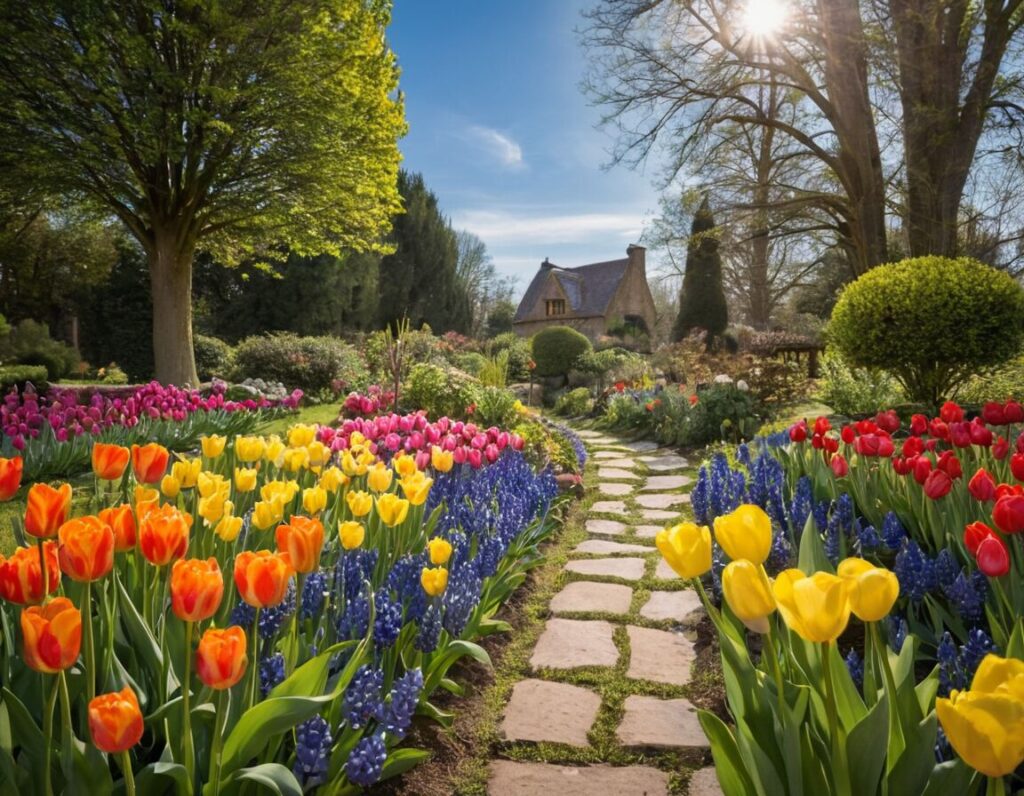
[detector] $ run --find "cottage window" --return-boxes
[546,299,566,316]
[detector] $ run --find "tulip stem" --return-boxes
[985,777,1006,796]
[870,621,904,768]
[248,608,261,711]
[57,671,73,780]
[208,689,228,795]
[821,642,851,796]
[182,620,195,795]
[83,580,96,705]
[37,537,49,598]
[42,675,57,796]
[763,620,786,704]
[119,750,136,796]
[287,573,305,676]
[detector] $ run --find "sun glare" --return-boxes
[742,0,787,38]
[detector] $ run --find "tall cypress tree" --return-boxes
[673,196,728,342]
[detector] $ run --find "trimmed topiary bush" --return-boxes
[531,326,592,377]
[233,333,364,395]
[193,334,235,382]
[828,256,1024,406]
[9,319,79,380]
[403,363,481,420]
[0,364,49,391]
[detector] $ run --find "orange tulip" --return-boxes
[130,443,170,485]
[234,550,293,608]
[88,686,144,753]
[98,505,137,552]
[58,516,115,582]
[21,597,81,673]
[0,456,23,500]
[170,558,224,622]
[91,443,130,481]
[195,626,248,690]
[24,482,72,539]
[139,503,191,566]
[275,516,324,574]
[0,542,59,604]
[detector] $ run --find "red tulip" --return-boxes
[789,422,807,443]
[982,402,1007,426]
[840,425,855,444]
[892,456,913,476]
[994,435,1010,460]
[913,456,933,485]
[975,535,1010,577]
[929,418,949,440]
[830,453,848,478]
[902,436,924,458]
[824,435,839,454]
[940,401,964,424]
[993,492,1024,534]
[811,433,824,450]
[949,422,972,448]
[875,409,900,433]
[923,469,953,500]
[1005,400,1024,424]
[0,456,23,501]
[969,419,993,447]
[968,468,997,502]
[964,521,996,555]
[1011,454,1024,482]
[938,451,962,480]
[909,414,928,436]
[812,417,830,436]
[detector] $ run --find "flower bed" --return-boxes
[0,418,562,793]
[665,400,1024,793]
[1,381,302,481]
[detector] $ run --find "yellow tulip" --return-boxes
[838,557,900,622]
[431,446,454,473]
[341,450,367,477]
[160,474,181,499]
[339,521,365,551]
[346,490,373,518]
[261,479,299,505]
[306,441,330,469]
[287,424,316,448]
[281,447,309,473]
[234,467,258,493]
[235,435,266,463]
[302,486,327,515]
[264,437,285,466]
[772,569,851,643]
[319,467,347,494]
[392,453,418,479]
[375,493,410,527]
[721,560,775,633]
[655,522,712,579]
[427,537,453,565]
[201,435,226,459]
[971,654,1024,701]
[198,491,227,525]
[937,688,1024,777]
[134,485,159,509]
[214,502,243,542]
[713,504,773,565]
[171,457,202,489]
[350,431,366,448]
[252,499,284,531]
[400,474,432,506]
[197,471,228,499]
[421,566,448,596]
[367,462,394,493]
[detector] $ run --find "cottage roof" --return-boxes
[514,257,630,322]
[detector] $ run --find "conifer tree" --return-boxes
[673,196,728,343]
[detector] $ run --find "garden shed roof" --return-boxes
[514,256,630,321]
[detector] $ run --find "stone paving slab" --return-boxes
[639,454,691,471]
[655,559,684,580]
[598,467,641,481]
[565,557,647,581]
[488,761,669,796]
[574,430,605,439]
[575,539,652,555]
[621,440,662,452]
[616,695,707,750]
[634,524,664,538]
[640,590,704,624]
[641,475,692,491]
[641,509,682,522]
[590,500,627,514]
[598,482,633,497]
[551,581,633,615]
[584,518,628,536]
[626,626,695,685]
[500,679,600,746]
[598,457,639,469]
[636,492,689,509]
[593,450,625,460]
[688,767,724,796]
[530,618,619,670]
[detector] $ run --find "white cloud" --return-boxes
[452,208,644,246]
[466,126,525,169]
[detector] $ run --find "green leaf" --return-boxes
[220,695,334,778]
[0,688,48,778]
[380,748,431,782]
[847,692,888,796]
[268,641,355,700]
[416,699,455,728]
[887,714,938,795]
[135,761,189,795]
[64,738,114,796]
[116,576,176,696]
[697,710,757,796]
[233,763,304,796]
[920,759,976,795]
[797,513,832,575]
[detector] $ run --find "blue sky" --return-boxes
[389,1,666,296]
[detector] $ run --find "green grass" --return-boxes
[258,401,341,436]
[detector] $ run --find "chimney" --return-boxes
[626,244,646,275]
[541,257,554,269]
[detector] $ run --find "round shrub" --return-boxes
[554,387,593,417]
[455,351,487,376]
[193,334,235,382]
[403,363,481,420]
[531,326,592,377]
[828,256,1024,406]
[233,333,364,395]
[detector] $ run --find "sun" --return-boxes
[742,0,787,38]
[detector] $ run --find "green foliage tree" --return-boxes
[828,256,1024,406]
[378,172,471,333]
[485,300,517,338]
[0,0,405,385]
[673,196,728,342]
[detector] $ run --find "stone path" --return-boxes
[487,428,721,796]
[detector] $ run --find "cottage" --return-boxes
[512,245,656,347]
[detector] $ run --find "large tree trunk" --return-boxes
[148,229,199,386]
[817,0,889,273]
[748,90,775,330]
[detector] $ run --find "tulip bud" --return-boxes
[713,505,772,565]
[89,687,144,753]
[196,626,248,690]
[975,535,1010,577]
[923,469,952,500]
[655,522,712,579]
[830,453,848,478]
[968,468,996,502]
[721,560,775,633]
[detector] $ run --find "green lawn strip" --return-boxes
[0,471,96,555]
[258,401,340,435]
